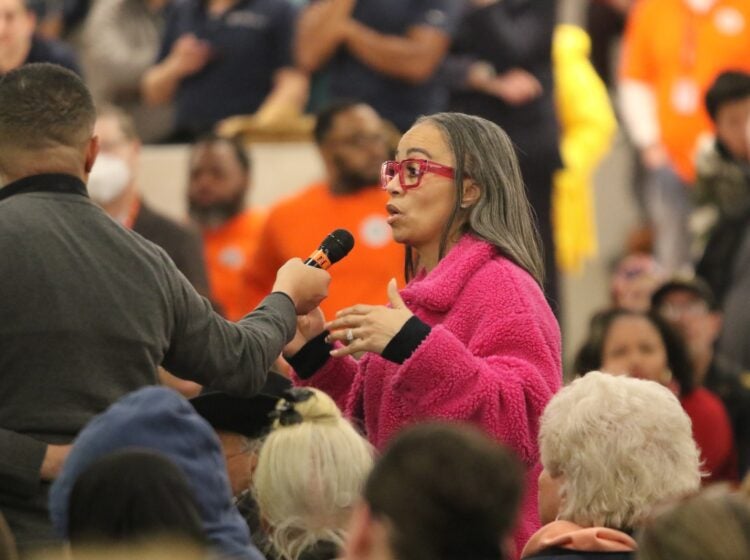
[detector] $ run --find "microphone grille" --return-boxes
[322,229,355,265]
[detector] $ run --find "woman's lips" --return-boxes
[386,204,402,224]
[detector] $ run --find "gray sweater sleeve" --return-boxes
[162,261,297,397]
[0,429,46,497]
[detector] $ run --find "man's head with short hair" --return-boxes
[314,100,389,195]
[705,71,750,161]
[344,422,523,560]
[0,63,97,182]
[187,134,251,228]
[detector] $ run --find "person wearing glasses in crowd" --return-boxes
[284,112,562,554]
[246,100,404,319]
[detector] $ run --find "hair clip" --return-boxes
[267,388,315,427]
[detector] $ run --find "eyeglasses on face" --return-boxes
[380,159,463,190]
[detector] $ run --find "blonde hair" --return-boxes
[540,371,701,529]
[253,389,374,560]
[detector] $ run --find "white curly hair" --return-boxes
[540,371,702,529]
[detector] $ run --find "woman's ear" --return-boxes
[461,180,480,208]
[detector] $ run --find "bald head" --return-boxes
[0,63,97,180]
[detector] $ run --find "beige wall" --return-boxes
[137,142,325,223]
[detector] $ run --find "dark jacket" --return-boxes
[49,386,263,560]
[132,200,210,297]
[706,355,750,477]
[0,174,296,549]
[446,0,561,171]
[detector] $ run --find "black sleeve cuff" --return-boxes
[381,316,431,364]
[287,331,333,379]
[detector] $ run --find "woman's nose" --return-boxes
[385,175,403,196]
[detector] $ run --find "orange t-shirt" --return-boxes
[246,183,404,320]
[202,209,267,321]
[620,0,750,181]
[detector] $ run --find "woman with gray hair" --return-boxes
[285,112,562,553]
[522,371,702,560]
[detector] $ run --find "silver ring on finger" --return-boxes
[346,328,354,342]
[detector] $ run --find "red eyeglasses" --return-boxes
[380,159,461,190]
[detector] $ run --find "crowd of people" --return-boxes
[2,0,750,559]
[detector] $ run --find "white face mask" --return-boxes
[87,153,132,205]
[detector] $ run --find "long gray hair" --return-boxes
[406,112,544,286]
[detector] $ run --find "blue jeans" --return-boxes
[645,165,693,275]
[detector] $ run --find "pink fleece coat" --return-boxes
[293,235,562,554]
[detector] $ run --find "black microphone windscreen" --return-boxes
[321,229,355,265]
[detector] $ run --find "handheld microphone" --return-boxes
[304,229,355,270]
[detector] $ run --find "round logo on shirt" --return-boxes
[225,11,269,29]
[360,215,392,248]
[425,9,447,27]
[670,78,700,115]
[714,7,745,35]
[219,246,246,269]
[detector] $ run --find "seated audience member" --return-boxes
[694,71,750,302]
[0,0,80,74]
[574,308,738,483]
[523,371,701,560]
[187,135,266,321]
[294,0,462,131]
[246,100,404,318]
[694,71,750,227]
[342,422,524,560]
[66,450,206,549]
[92,105,210,297]
[253,388,373,560]
[652,278,750,477]
[190,371,291,550]
[638,492,750,560]
[609,253,665,312]
[49,387,266,560]
[142,0,308,140]
[81,0,174,142]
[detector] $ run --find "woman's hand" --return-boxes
[283,307,326,358]
[325,279,413,357]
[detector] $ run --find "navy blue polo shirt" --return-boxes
[157,0,297,136]
[25,35,82,76]
[324,0,463,131]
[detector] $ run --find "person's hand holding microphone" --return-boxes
[273,229,354,317]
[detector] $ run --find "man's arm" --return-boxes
[294,0,355,73]
[0,430,69,498]
[343,22,451,84]
[162,257,330,397]
[251,68,310,126]
[142,34,212,106]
